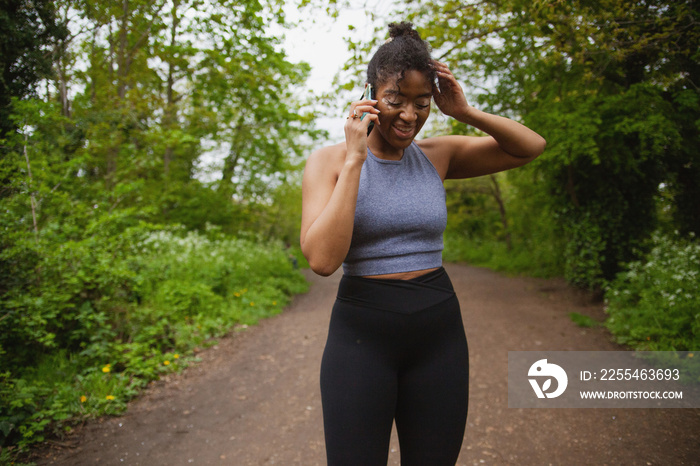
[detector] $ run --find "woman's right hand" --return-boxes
[299,97,380,276]
[344,98,380,164]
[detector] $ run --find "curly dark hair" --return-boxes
[367,22,435,89]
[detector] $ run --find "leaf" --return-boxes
[542,378,552,392]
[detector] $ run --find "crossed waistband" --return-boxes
[336,267,456,314]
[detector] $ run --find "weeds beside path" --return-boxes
[31,264,700,465]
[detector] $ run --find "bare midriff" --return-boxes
[362,266,440,280]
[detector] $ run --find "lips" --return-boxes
[392,125,415,139]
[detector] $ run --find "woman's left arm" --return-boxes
[425,61,546,179]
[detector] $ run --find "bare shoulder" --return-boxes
[304,142,347,181]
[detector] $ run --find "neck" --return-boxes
[367,133,408,161]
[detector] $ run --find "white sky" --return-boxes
[280,3,396,143]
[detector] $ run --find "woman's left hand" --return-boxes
[432,61,471,121]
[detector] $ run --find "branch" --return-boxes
[23,133,39,242]
[128,0,168,63]
[437,23,515,62]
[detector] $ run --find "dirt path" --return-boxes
[33,263,700,465]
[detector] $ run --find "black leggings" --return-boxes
[320,267,469,465]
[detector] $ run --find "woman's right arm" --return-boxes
[300,99,379,276]
[300,147,364,276]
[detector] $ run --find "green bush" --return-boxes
[442,171,564,280]
[0,224,308,452]
[605,232,700,352]
[443,232,562,278]
[561,210,607,290]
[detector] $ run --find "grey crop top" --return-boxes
[342,142,447,276]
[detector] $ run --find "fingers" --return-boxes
[431,60,452,75]
[432,60,457,83]
[346,100,380,127]
[431,60,462,97]
[347,101,379,118]
[344,100,379,153]
[430,61,469,119]
[344,112,379,136]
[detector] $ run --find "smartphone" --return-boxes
[360,83,375,135]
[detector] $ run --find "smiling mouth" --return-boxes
[393,125,415,138]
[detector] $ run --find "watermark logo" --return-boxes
[509,352,697,408]
[528,359,568,398]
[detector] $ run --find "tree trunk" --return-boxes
[219,147,241,197]
[219,117,247,196]
[117,0,129,100]
[57,45,70,117]
[163,0,181,177]
[566,162,580,208]
[489,174,512,250]
[23,133,39,241]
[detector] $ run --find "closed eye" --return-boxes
[387,101,430,109]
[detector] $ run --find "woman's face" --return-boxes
[371,69,433,152]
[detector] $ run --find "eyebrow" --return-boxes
[384,89,433,98]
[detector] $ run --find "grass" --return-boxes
[442,233,563,278]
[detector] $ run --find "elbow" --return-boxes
[506,136,547,165]
[524,135,546,160]
[301,243,340,277]
[536,136,547,156]
[312,264,337,277]
[308,258,339,277]
[521,136,547,164]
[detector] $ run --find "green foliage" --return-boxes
[357,0,700,291]
[0,0,321,459]
[7,0,322,236]
[605,232,700,352]
[0,226,308,450]
[444,179,501,238]
[442,170,564,279]
[569,312,602,328]
[443,233,560,279]
[0,0,67,135]
[560,209,607,290]
[443,175,563,279]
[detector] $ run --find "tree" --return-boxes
[37,0,319,227]
[0,0,321,452]
[0,0,319,365]
[385,0,700,288]
[0,0,67,137]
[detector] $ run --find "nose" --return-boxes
[400,104,418,123]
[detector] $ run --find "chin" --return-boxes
[375,128,418,150]
[393,138,415,149]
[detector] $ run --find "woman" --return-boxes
[300,22,546,465]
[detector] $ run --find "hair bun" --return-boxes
[367,20,433,88]
[388,22,421,41]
